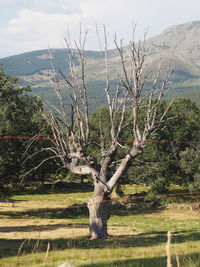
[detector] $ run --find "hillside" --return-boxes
[1,20,200,106]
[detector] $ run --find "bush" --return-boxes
[149,177,169,195]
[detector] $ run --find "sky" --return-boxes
[0,0,200,58]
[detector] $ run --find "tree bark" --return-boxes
[87,184,110,239]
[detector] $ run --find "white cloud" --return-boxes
[0,8,83,56]
[1,0,200,57]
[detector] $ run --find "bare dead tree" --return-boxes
[27,26,174,239]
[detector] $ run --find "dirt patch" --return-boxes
[0,220,89,240]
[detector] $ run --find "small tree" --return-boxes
[31,28,174,239]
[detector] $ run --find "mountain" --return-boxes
[1,20,200,106]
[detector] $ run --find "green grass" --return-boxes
[0,184,200,266]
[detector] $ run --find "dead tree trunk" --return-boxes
[87,184,110,239]
[26,26,174,239]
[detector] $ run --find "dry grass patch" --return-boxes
[145,207,200,220]
[0,219,89,241]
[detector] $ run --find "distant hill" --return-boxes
[1,20,200,106]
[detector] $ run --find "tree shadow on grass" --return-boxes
[136,229,200,245]
[0,223,88,233]
[81,253,200,267]
[1,229,200,259]
[0,206,89,219]
[111,206,165,217]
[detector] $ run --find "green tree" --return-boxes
[125,98,200,192]
[0,66,56,197]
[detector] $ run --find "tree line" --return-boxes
[0,65,199,198]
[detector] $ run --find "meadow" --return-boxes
[0,183,200,267]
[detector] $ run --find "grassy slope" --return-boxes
[0,185,200,266]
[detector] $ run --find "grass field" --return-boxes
[0,184,200,267]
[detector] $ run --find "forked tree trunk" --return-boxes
[87,185,110,239]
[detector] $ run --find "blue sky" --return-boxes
[0,0,200,58]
